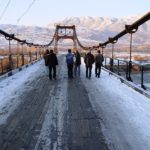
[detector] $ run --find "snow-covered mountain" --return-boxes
[48,13,150,45]
[0,13,149,48]
[0,24,53,46]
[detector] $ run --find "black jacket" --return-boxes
[75,52,81,65]
[84,52,94,67]
[95,54,104,65]
[47,53,58,66]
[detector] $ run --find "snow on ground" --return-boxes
[1,55,150,149]
[34,55,68,150]
[0,60,45,125]
[34,75,68,150]
[80,58,150,150]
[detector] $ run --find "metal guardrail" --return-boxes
[0,52,43,75]
[0,26,48,76]
[103,57,150,90]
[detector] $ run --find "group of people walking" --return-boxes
[66,49,81,78]
[85,50,104,79]
[43,49,104,80]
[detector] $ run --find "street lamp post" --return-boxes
[8,39,12,70]
[99,43,106,67]
[35,46,38,60]
[20,40,26,66]
[21,43,24,66]
[125,25,138,81]
[17,41,20,68]
[5,35,14,71]
[29,45,32,63]
[15,34,22,68]
[108,38,118,72]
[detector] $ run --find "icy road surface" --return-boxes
[0,54,150,150]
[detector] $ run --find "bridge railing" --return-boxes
[0,29,49,76]
[104,57,128,78]
[0,52,43,75]
[141,65,150,90]
[0,54,41,75]
[103,57,150,90]
[97,12,150,90]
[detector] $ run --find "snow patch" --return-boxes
[0,60,44,125]
[80,58,150,150]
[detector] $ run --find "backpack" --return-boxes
[66,54,74,64]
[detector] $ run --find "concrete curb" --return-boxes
[0,59,42,81]
[102,67,150,99]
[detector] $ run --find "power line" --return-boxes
[0,0,11,20]
[16,0,38,24]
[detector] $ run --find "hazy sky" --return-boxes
[0,0,149,27]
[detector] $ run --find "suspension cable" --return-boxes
[0,0,11,20]
[16,0,38,24]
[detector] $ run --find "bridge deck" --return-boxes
[0,55,108,150]
[0,55,150,150]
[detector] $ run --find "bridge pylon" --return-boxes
[52,25,77,53]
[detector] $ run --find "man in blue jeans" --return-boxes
[74,50,81,76]
[47,50,58,80]
[66,49,74,78]
[84,50,94,79]
[95,50,104,78]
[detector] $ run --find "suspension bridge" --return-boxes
[0,12,150,150]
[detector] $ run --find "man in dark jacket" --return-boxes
[84,50,94,79]
[47,50,58,80]
[74,50,81,76]
[95,50,104,78]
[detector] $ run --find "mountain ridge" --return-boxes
[0,13,149,46]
